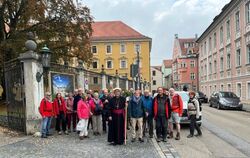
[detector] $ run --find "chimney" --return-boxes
[175,34,178,39]
[195,34,198,39]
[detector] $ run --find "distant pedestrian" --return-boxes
[141,90,154,138]
[128,90,145,143]
[153,87,171,142]
[66,92,74,132]
[73,88,83,132]
[90,92,103,135]
[100,89,110,133]
[39,92,54,138]
[168,88,183,140]
[187,91,202,138]
[54,93,68,135]
[86,91,93,130]
[77,94,92,140]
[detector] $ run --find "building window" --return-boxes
[92,61,98,69]
[214,60,217,74]
[246,2,250,24]
[190,61,195,68]
[209,62,212,74]
[190,73,195,80]
[247,82,250,99]
[106,60,113,69]
[220,26,223,44]
[237,83,242,97]
[220,57,224,71]
[209,37,212,51]
[120,43,126,53]
[228,84,231,91]
[247,45,250,64]
[236,49,241,66]
[221,84,224,91]
[213,33,217,49]
[226,20,230,39]
[204,41,207,55]
[93,77,98,84]
[152,70,156,76]
[120,60,127,69]
[227,53,231,69]
[153,80,156,85]
[135,44,141,52]
[106,45,112,54]
[235,11,240,31]
[92,45,97,54]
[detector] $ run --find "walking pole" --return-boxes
[124,101,128,145]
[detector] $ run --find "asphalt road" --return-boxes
[169,104,250,158]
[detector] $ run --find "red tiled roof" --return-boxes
[178,38,199,55]
[152,66,162,72]
[163,59,172,68]
[91,21,151,41]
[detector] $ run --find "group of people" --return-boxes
[39,86,202,145]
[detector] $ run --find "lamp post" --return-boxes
[36,45,52,82]
[136,50,140,90]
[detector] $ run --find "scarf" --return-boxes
[133,95,141,104]
[94,98,100,105]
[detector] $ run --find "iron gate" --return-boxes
[4,59,26,132]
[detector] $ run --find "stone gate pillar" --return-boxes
[19,40,44,134]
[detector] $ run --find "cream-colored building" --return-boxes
[197,0,250,105]
[151,66,163,93]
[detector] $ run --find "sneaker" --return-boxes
[139,138,144,143]
[131,138,136,143]
[162,138,167,142]
[58,131,62,135]
[175,132,180,140]
[156,138,161,142]
[195,133,202,137]
[64,131,69,135]
[187,134,193,138]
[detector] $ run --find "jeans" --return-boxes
[189,115,202,135]
[156,116,168,139]
[41,117,52,136]
[56,111,67,132]
[131,117,143,139]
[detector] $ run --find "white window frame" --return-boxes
[190,73,195,80]
[227,53,231,69]
[246,81,250,100]
[236,82,242,98]
[227,83,231,92]
[226,19,231,39]
[213,32,217,49]
[135,43,141,53]
[220,26,224,44]
[92,60,99,69]
[220,84,224,91]
[236,49,241,67]
[91,45,98,54]
[106,44,112,54]
[247,45,250,64]
[190,60,195,68]
[120,43,126,54]
[246,1,250,24]
[153,80,156,86]
[120,60,127,69]
[220,57,224,71]
[235,11,240,32]
[106,60,113,69]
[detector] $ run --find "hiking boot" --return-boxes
[167,132,173,139]
[187,134,193,138]
[139,138,144,143]
[131,138,136,143]
[175,132,180,140]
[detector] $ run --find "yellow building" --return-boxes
[90,21,152,82]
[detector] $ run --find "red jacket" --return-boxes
[153,95,171,119]
[77,99,91,119]
[89,99,103,115]
[171,94,183,116]
[53,97,67,116]
[39,98,54,117]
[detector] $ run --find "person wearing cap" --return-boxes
[73,88,83,132]
[128,90,145,143]
[141,89,154,138]
[89,92,103,135]
[107,87,127,145]
[39,92,54,138]
[187,91,202,138]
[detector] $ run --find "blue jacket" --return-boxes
[128,96,145,118]
[142,96,153,116]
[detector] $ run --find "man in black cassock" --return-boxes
[107,88,126,145]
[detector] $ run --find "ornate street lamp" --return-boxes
[36,45,52,82]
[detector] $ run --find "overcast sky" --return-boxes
[80,0,230,66]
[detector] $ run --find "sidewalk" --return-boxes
[243,104,250,112]
[0,127,179,158]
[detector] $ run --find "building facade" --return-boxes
[161,59,173,88]
[197,0,250,105]
[90,21,152,83]
[151,66,163,93]
[172,35,199,91]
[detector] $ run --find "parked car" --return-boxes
[209,91,243,110]
[176,91,202,126]
[196,91,208,103]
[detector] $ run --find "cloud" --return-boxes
[81,0,230,65]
